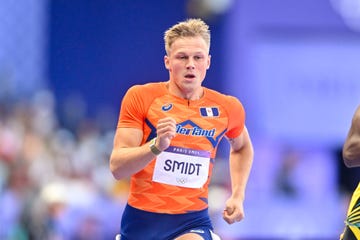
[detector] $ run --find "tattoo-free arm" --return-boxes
[343,106,360,168]
[109,117,176,180]
[223,126,254,224]
[109,127,158,179]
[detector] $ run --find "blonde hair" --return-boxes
[164,18,211,55]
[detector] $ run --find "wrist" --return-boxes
[149,137,162,155]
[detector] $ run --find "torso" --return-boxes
[118,82,245,213]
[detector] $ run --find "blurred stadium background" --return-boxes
[1,0,360,239]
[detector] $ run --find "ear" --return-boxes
[207,55,211,69]
[164,55,170,70]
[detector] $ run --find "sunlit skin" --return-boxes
[155,36,212,163]
[110,36,212,179]
[164,36,211,101]
[110,34,253,239]
[343,105,360,167]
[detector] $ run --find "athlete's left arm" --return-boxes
[343,105,360,167]
[223,126,254,224]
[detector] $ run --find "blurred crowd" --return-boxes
[1,89,353,239]
[0,90,128,240]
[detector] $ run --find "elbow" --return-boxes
[343,157,354,168]
[109,156,124,180]
[110,167,124,181]
[343,150,360,168]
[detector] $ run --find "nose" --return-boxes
[186,58,195,69]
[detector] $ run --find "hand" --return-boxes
[156,117,176,151]
[222,197,245,224]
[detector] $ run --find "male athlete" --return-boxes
[110,18,254,240]
[341,105,360,239]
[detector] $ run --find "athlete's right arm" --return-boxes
[343,105,360,168]
[109,127,158,180]
[109,117,176,180]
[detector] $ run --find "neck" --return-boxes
[166,81,203,100]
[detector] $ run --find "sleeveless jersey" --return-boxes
[117,82,245,214]
[341,182,360,239]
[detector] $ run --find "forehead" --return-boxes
[169,36,209,55]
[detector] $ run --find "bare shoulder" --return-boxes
[343,105,360,167]
[354,105,360,119]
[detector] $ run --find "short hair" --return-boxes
[164,18,211,55]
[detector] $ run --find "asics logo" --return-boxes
[161,103,173,111]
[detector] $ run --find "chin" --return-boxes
[183,77,196,82]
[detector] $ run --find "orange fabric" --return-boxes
[117,82,245,214]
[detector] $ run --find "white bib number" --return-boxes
[152,146,210,188]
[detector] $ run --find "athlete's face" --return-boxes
[164,36,211,99]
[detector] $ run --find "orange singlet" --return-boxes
[118,82,245,214]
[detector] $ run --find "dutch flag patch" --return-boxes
[200,107,219,117]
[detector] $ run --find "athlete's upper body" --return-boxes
[341,106,360,240]
[109,18,254,239]
[343,105,360,167]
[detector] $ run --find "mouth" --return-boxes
[184,73,196,80]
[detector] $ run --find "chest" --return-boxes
[146,97,228,150]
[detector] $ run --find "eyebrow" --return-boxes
[175,51,206,55]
